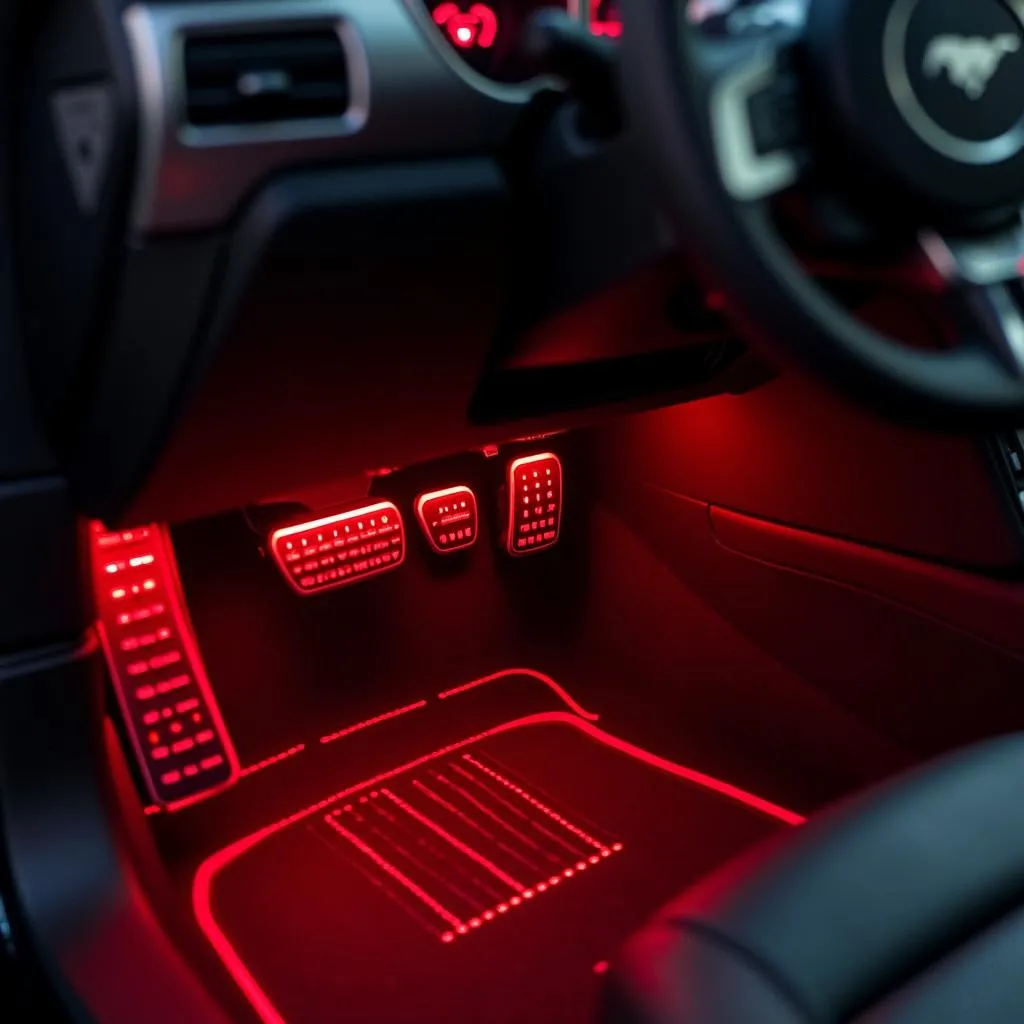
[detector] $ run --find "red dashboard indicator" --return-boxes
[415,485,479,554]
[269,501,406,595]
[431,2,499,49]
[506,453,563,555]
[590,0,622,37]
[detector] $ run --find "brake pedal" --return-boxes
[91,523,239,809]
[415,485,479,553]
[506,452,563,555]
[270,501,405,594]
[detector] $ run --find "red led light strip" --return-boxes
[239,744,307,778]
[327,799,622,945]
[91,523,239,810]
[152,670,597,814]
[381,787,525,891]
[319,700,428,745]
[325,813,465,929]
[437,667,599,721]
[194,710,804,1024]
[507,452,562,556]
[461,753,609,852]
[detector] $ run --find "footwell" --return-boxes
[195,704,801,1024]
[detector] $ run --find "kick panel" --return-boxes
[91,523,239,809]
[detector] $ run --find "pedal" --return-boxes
[506,452,563,555]
[90,523,239,810]
[270,501,405,594]
[415,486,479,553]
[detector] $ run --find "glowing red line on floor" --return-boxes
[448,762,596,858]
[437,842,625,944]
[325,812,463,930]
[462,754,610,853]
[380,788,525,893]
[437,668,599,721]
[194,710,804,1024]
[430,770,558,863]
[239,744,307,777]
[319,701,427,745]
[412,780,543,875]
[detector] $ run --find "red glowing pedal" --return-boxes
[270,501,405,595]
[507,452,562,555]
[90,523,239,810]
[415,486,478,553]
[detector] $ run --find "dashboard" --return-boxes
[417,0,805,82]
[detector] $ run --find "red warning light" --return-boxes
[432,2,499,49]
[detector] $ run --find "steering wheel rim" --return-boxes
[621,0,1024,427]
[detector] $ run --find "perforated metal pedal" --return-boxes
[270,501,405,594]
[415,485,478,553]
[506,452,563,555]
[91,523,239,809]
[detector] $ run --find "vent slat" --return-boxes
[184,29,349,127]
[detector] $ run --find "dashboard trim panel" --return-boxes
[123,0,523,232]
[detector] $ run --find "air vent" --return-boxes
[184,29,349,127]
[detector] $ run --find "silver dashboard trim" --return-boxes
[123,0,523,233]
[709,46,800,202]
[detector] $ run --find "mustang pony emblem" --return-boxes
[922,33,1021,100]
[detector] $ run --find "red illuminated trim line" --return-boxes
[437,667,599,721]
[319,700,427,745]
[194,711,804,1024]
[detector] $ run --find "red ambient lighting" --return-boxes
[319,700,427,745]
[431,2,499,49]
[194,711,804,1024]
[507,452,562,555]
[437,667,599,721]
[90,523,239,810]
[269,502,405,596]
[415,485,478,553]
[590,0,622,37]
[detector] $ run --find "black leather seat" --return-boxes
[602,736,1024,1023]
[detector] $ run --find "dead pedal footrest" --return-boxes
[91,523,239,809]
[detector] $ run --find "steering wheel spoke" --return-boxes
[922,221,1024,376]
[702,34,809,203]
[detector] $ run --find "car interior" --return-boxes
[7,0,1024,1021]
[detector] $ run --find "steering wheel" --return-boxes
[621,0,1024,427]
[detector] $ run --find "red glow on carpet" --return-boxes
[326,812,465,929]
[194,709,803,1024]
[381,788,526,892]
[506,453,563,556]
[437,667,599,721]
[319,700,427,745]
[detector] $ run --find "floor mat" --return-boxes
[195,713,800,1024]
